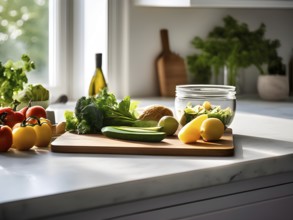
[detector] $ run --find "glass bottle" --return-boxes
[88,53,107,96]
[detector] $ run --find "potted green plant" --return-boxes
[0,54,51,108]
[0,54,35,107]
[187,16,277,91]
[186,54,212,84]
[257,51,289,101]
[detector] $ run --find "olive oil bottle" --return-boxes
[88,53,107,96]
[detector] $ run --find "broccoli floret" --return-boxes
[77,103,103,134]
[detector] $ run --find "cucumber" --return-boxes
[101,126,166,142]
[111,126,162,133]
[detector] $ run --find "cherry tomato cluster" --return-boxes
[0,105,52,152]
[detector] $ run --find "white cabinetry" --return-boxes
[134,0,293,8]
[43,172,293,220]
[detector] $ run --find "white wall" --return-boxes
[122,4,293,97]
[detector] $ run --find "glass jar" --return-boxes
[175,85,236,127]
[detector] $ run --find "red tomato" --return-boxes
[0,125,13,152]
[0,107,13,115]
[13,112,25,124]
[2,112,16,128]
[0,110,24,129]
[9,112,25,128]
[26,106,47,124]
[19,106,29,117]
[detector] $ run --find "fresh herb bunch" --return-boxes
[95,89,139,127]
[0,54,35,106]
[188,15,282,86]
[186,54,212,84]
[64,89,156,134]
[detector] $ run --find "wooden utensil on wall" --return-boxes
[157,29,187,97]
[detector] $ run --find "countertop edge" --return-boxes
[1,154,293,219]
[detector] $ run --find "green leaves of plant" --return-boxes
[65,89,144,134]
[0,54,35,106]
[188,15,283,86]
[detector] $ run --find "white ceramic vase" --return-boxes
[257,75,289,101]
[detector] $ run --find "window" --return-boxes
[0,0,108,102]
[67,0,108,100]
[50,0,108,101]
[0,0,49,84]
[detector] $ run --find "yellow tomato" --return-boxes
[12,126,37,151]
[34,123,52,148]
[40,117,52,129]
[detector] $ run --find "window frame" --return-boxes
[49,0,109,102]
[108,0,130,99]
[49,0,86,102]
[49,0,72,102]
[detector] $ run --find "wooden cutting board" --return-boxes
[50,129,234,156]
[157,29,187,97]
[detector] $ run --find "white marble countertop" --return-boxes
[1,97,293,218]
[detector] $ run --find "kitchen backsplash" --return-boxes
[112,3,293,97]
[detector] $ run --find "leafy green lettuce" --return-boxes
[14,83,49,102]
[64,89,155,134]
[0,54,35,106]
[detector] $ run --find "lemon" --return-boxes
[178,114,208,144]
[200,118,224,141]
[158,116,179,136]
